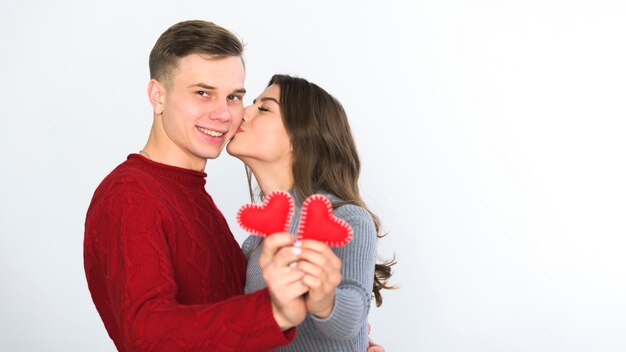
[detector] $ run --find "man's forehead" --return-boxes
[173,54,245,90]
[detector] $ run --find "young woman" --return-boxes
[227,74,394,351]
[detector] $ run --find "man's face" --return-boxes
[155,54,245,169]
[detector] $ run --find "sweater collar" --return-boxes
[289,189,340,207]
[128,154,207,187]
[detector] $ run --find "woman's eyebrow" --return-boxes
[258,97,279,105]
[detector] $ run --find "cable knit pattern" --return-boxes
[242,192,376,351]
[84,154,294,352]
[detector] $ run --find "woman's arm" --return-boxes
[297,206,377,339]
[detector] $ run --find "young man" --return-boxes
[84,20,307,351]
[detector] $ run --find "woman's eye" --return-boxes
[258,106,269,112]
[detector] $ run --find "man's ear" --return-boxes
[147,79,165,115]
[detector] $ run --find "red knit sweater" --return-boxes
[84,154,294,351]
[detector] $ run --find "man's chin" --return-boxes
[200,143,228,160]
[203,151,223,160]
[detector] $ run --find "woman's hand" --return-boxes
[260,233,309,330]
[297,239,342,319]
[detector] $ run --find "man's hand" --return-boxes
[260,233,308,330]
[367,323,385,352]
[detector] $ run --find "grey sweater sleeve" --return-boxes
[309,205,377,339]
[241,200,376,350]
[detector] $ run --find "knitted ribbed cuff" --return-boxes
[310,279,371,339]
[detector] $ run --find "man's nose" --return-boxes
[209,101,230,122]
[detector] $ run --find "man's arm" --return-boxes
[84,187,295,351]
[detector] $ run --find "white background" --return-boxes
[1,1,625,351]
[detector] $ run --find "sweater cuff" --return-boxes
[257,287,297,343]
[310,280,370,339]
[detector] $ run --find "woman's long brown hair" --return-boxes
[247,74,396,306]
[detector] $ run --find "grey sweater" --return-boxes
[242,192,377,351]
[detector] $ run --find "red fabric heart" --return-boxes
[237,190,294,238]
[296,195,353,247]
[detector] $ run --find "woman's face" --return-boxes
[226,84,292,165]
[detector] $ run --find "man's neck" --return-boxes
[142,127,207,172]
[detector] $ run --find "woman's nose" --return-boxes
[242,105,255,121]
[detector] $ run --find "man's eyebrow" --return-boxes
[254,97,279,105]
[190,83,246,95]
[190,83,216,90]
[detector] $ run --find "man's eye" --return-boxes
[197,91,209,97]
[228,94,242,101]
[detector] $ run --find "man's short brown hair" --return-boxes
[149,20,244,88]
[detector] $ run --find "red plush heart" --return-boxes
[296,195,353,247]
[237,190,294,238]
